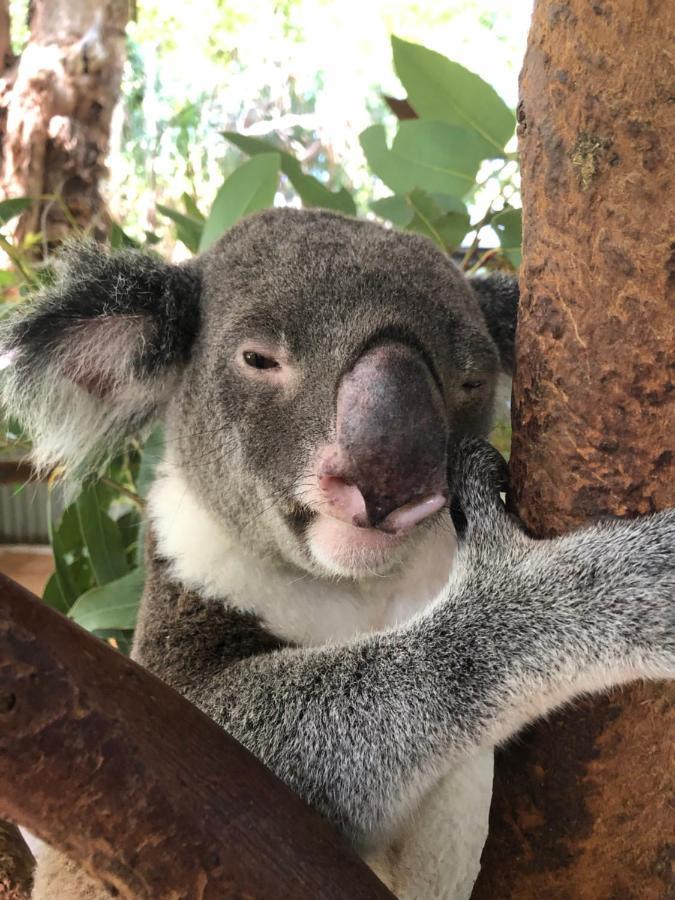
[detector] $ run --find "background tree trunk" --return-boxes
[0,821,34,899]
[0,0,11,71]
[473,1,674,897]
[0,0,128,248]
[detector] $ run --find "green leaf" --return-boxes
[371,190,470,251]
[134,426,164,567]
[182,193,205,222]
[68,567,143,632]
[47,492,78,612]
[360,125,410,193]
[157,204,203,253]
[110,223,140,249]
[391,36,515,156]
[42,571,69,614]
[223,132,356,215]
[76,483,129,586]
[370,194,415,227]
[406,189,470,250]
[0,198,33,227]
[290,173,356,216]
[360,122,485,197]
[51,503,82,553]
[492,208,522,267]
[136,426,164,500]
[199,153,280,252]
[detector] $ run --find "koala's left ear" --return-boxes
[469,272,519,373]
[1,244,201,474]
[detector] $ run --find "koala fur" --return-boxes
[2,208,673,900]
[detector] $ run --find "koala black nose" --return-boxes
[317,342,449,532]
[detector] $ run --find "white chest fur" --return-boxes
[149,462,456,645]
[149,464,493,899]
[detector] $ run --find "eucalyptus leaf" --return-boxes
[76,483,129,586]
[370,194,414,227]
[406,189,471,250]
[53,503,83,554]
[360,122,484,197]
[391,35,515,157]
[359,125,410,193]
[110,223,140,249]
[68,567,144,632]
[492,208,522,267]
[182,193,205,222]
[136,426,164,499]
[199,153,280,252]
[223,132,355,215]
[157,204,203,253]
[371,190,470,250]
[42,571,69,614]
[47,491,78,611]
[0,198,33,227]
[135,426,165,566]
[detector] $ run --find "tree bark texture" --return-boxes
[473,1,674,897]
[0,821,34,899]
[0,574,394,900]
[0,0,128,246]
[0,0,10,71]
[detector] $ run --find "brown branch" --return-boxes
[0,574,395,899]
[0,820,34,900]
[473,0,674,896]
[383,95,417,120]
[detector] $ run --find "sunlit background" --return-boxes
[11,0,532,255]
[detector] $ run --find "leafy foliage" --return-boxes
[1,36,518,650]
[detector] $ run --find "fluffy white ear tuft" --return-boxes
[0,244,200,474]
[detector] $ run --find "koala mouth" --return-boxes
[284,500,434,578]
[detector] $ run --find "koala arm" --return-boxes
[135,443,674,849]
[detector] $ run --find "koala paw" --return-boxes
[449,438,510,540]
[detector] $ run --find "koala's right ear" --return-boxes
[1,244,201,474]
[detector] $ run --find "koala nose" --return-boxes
[317,342,449,532]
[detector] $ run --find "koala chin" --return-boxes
[3,209,673,900]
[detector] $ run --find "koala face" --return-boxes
[168,210,500,578]
[1,208,504,580]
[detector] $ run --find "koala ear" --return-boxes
[1,243,200,474]
[469,272,519,373]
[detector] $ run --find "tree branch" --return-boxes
[0,574,394,899]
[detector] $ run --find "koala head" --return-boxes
[1,208,516,580]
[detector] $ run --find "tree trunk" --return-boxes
[0,0,128,248]
[0,821,34,899]
[473,1,674,897]
[0,0,10,71]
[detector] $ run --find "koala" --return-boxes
[1,208,673,900]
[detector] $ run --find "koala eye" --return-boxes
[243,350,280,370]
[462,379,485,391]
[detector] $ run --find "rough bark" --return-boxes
[0,574,394,900]
[0,0,128,247]
[473,1,674,897]
[0,0,10,71]
[0,821,34,899]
